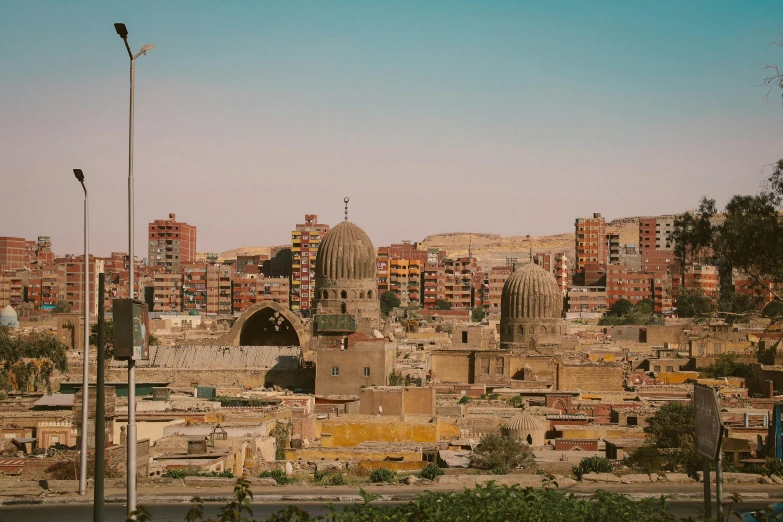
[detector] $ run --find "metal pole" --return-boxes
[93,273,105,522]
[715,454,723,521]
[702,457,711,519]
[127,48,138,517]
[79,183,90,496]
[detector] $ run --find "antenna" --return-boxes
[344,197,349,221]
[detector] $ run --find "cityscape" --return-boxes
[2,2,783,522]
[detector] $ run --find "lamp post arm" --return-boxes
[122,37,133,60]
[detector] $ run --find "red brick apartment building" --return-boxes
[484,265,512,315]
[605,264,653,308]
[291,214,329,315]
[533,253,569,295]
[232,274,290,313]
[574,214,607,282]
[0,237,26,270]
[148,214,196,273]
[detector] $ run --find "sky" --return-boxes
[1,1,782,257]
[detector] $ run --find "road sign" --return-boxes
[694,383,723,461]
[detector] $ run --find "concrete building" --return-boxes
[567,286,607,313]
[605,264,653,308]
[232,274,290,314]
[0,237,27,270]
[533,253,569,296]
[683,264,719,297]
[315,334,395,397]
[574,213,607,282]
[291,214,329,315]
[148,213,197,273]
[58,255,105,315]
[500,263,565,348]
[484,265,512,316]
[152,272,184,312]
[206,263,233,315]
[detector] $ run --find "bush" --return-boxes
[314,469,347,485]
[369,468,396,483]
[507,395,525,408]
[418,463,444,480]
[163,467,234,479]
[469,433,535,474]
[625,446,663,475]
[763,458,783,477]
[259,468,291,485]
[572,456,612,479]
[458,396,471,404]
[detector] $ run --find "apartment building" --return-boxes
[605,264,653,308]
[26,265,64,310]
[182,263,208,313]
[291,214,329,315]
[574,214,607,279]
[484,265,512,315]
[152,272,184,312]
[638,217,676,274]
[683,264,719,297]
[423,264,446,310]
[533,253,569,295]
[0,237,27,270]
[232,274,290,313]
[443,257,478,309]
[147,214,197,273]
[567,286,607,312]
[58,256,105,315]
[206,263,233,315]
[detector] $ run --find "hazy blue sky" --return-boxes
[2,1,782,256]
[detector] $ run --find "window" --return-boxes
[495,357,505,375]
[331,367,339,376]
[341,290,347,299]
[363,367,370,377]
[714,343,722,354]
[480,358,490,375]
[653,365,661,372]
[462,331,468,343]
[666,366,674,372]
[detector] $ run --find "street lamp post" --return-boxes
[113,22,153,516]
[73,169,89,496]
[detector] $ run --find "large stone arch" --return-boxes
[224,301,309,347]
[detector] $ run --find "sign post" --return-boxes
[694,383,724,520]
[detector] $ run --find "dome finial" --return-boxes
[344,197,349,221]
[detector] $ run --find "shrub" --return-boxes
[418,463,444,480]
[488,393,499,400]
[314,469,347,485]
[507,395,525,408]
[763,458,783,477]
[259,468,291,485]
[625,446,663,475]
[458,396,471,404]
[163,467,234,479]
[369,468,396,483]
[469,433,535,474]
[572,456,612,479]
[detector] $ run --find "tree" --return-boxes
[468,433,535,474]
[671,160,783,303]
[699,353,753,380]
[609,298,633,316]
[379,291,400,318]
[0,326,68,394]
[632,298,654,316]
[53,299,72,314]
[470,306,486,322]
[673,286,714,319]
[644,402,695,449]
[433,299,451,311]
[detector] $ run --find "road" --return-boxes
[0,500,778,521]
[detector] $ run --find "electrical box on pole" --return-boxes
[113,299,150,360]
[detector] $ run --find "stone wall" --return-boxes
[431,350,472,383]
[557,364,624,392]
[106,367,315,392]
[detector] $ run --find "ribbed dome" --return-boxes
[0,305,17,318]
[504,413,544,432]
[501,263,562,320]
[315,221,376,280]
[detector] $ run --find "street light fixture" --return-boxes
[114,22,153,515]
[72,169,89,496]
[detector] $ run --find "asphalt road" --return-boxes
[0,500,777,522]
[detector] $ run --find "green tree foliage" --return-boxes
[717,292,764,324]
[644,402,695,449]
[673,286,715,319]
[136,479,726,521]
[572,456,612,479]
[258,469,291,485]
[163,468,234,479]
[625,446,663,475]
[369,467,396,483]
[633,298,655,316]
[269,423,290,460]
[379,291,400,317]
[0,326,68,393]
[433,299,452,310]
[699,353,753,380]
[672,161,783,302]
[610,298,633,316]
[470,306,486,322]
[53,299,72,314]
[468,433,535,474]
[388,369,405,386]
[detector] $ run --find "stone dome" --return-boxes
[0,305,19,328]
[315,221,376,281]
[503,412,544,432]
[501,263,562,320]
[502,413,546,446]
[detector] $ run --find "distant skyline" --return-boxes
[2,1,783,256]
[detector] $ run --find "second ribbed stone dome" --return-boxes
[313,221,380,335]
[500,263,565,348]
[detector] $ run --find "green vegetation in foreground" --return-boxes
[127,478,752,521]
